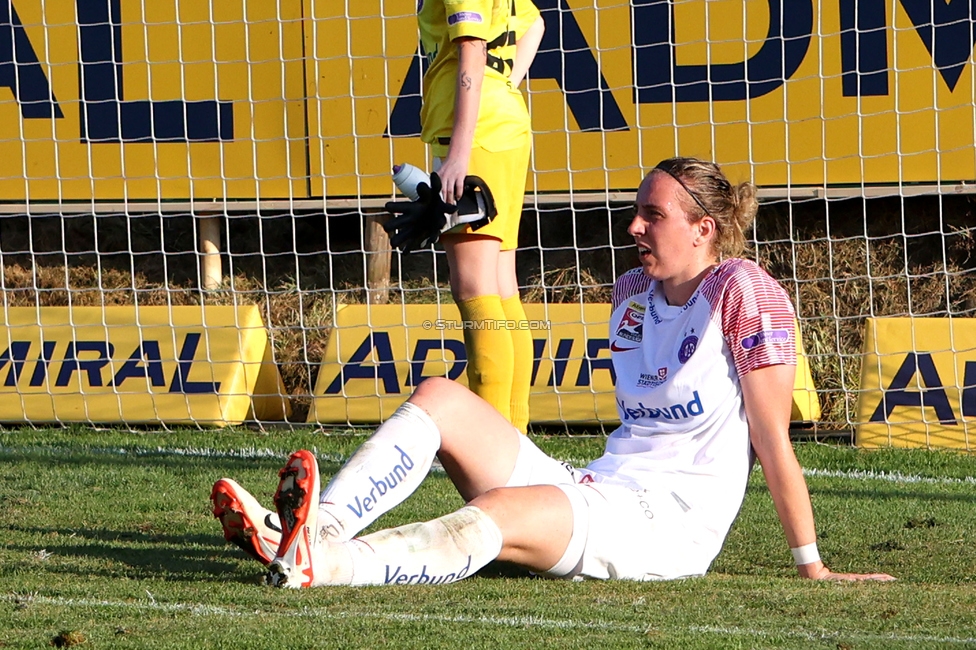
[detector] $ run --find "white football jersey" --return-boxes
[583,258,797,565]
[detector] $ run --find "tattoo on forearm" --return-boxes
[460,70,472,90]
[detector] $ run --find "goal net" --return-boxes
[0,0,973,442]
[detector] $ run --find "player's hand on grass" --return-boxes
[798,561,896,581]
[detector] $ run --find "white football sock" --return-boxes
[310,506,503,587]
[317,401,441,542]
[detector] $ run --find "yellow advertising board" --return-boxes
[794,321,822,422]
[307,0,976,198]
[5,0,973,203]
[308,303,820,425]
[856,318,976,450]
[1,0,306,202]
[0,306,289,425]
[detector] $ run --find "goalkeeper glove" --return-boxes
[383,172,497,253]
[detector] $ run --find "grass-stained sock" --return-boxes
[337,506,503,586]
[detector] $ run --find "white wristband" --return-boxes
[791,542,821,566]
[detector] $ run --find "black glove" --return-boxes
[383,172,457,253]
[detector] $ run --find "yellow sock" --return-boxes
[501,294,532,434]
[457,295,514,422]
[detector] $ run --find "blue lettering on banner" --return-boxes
[388,0,976,130]
[325,332,401,395]
[841,0,976,96]
[386,50,428,137]
[76,0,233,142]
[4,0,974,138]
[0,335,220,393]
[885,0,976,92]
[632,0,976,102]
[29,341,56,387]
[109,341,166,387]
[530,338,548,384]
[0,0,232,139]
[0,341,32,385]
[409,339,466,386]
[0,2,63,118]
[168,333,221,394]
[345,445,415,519]
[632,0,814,103]
[384,555,472,585]
[617,390,704,421]
[545,338,574,387]
[576,338,615,386]
[964,361,976,418]
[55,341,114,387]
[327,333,617,394]
[526,0,627,131]
[869,353,961,425]
[839,0,888,96]
[4,1,972,138]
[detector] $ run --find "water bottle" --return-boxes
[392,163,430,201]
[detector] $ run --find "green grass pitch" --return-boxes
[2,427,975,649]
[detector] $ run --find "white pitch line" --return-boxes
[530,457,976,487]
[2,594,975,646]
[0,444,348,466]
[801,467,976,486]
[1,444,975,485]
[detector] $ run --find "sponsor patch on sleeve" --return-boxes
[614,300,645,343]
[447,11,483,25]
[740,329,791,350]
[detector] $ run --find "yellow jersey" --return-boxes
[418,0,540,154]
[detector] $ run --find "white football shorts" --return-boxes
[505,434,715,581]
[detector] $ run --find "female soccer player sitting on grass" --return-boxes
[211,157,895,587]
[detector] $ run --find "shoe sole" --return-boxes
[211,478,281,565]
[271,450,321,587]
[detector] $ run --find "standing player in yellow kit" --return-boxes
[415,0,544,433]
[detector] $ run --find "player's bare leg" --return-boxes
[441,234,503,300]
[469,485,575,572]
[409,376,523,500]
[297,377,522,547]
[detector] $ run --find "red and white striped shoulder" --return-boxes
[611,268,653,311]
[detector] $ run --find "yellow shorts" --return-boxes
[434,137,531,251]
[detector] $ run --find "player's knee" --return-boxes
[410,377,459,401]
[411,376,460,405]
[467,488,514,522]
